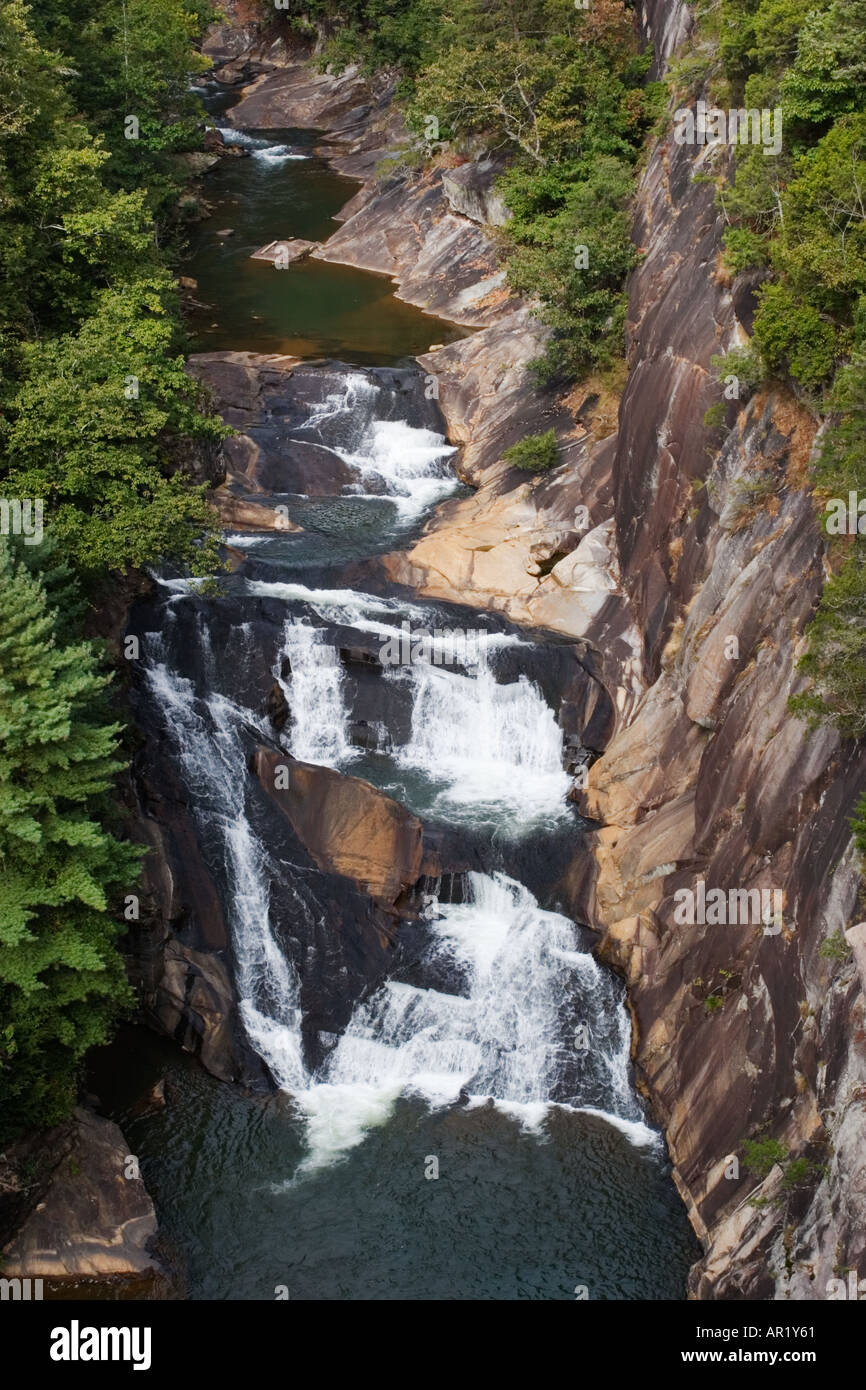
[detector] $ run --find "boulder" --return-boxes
[250,239,319,265]
[1,1109,158,1279]
[254,747,423,908]
[441,157,509,226]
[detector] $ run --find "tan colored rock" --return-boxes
[250,239,319,265]
[212,490,301,532]
[2,1109,158,1279]
[254,749,424,908]
[154,941,240,1083]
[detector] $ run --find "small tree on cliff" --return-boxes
[0,540,137,1138]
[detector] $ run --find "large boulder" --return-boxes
[1,1109,158,1280]
[254,748,424,909]
[441,158,509,227]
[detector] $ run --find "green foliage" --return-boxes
[789,359,866,733]
[852,790,866,859]
[402,0,656,381]
[0,0,220,1140]
[743,1136,788,1178]
[704,993,724,1014]
[3,276,224,574]
[708,1,866,740]
[0,0,222,578]
[780,1156,819,1190]
[751,282,839,390]
[0,542,137,1139]
[502,429,559,473]
[27,0,214,221]
[818,930,851,961]
[500,156,640,381]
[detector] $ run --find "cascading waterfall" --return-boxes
[277,619,353,766]
[300,372,458,517]
[296,871,651,1172]
[258,581,572,824]
[396,653,572,822]
[141,585,651,1182]
[142,617,308,1091]
[213,125,310,162]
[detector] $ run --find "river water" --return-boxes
[91,86,700,1300]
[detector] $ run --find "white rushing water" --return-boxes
[213,126,311,161]
[294,871,650,1173]
[143,623,308,1091]
[260,583,571,824]
[143,598,649,1170]
[302,373,458,518]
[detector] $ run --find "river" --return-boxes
[89,83,700,1301]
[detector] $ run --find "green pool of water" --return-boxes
[185,123,467,364]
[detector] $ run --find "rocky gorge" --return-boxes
[5,0,863,1303]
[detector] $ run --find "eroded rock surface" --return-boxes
[2,1109,158,1279]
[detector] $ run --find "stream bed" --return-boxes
[91,85,700,1300]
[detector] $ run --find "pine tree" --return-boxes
[0,540,137,1137]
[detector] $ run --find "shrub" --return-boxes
[743,1136,788,1178]
[502,429,559,473]
[819,930,851,961]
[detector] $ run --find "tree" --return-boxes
[0,541,137,1137]
[2,275,224,575]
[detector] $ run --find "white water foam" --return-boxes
[302,372,458,519]
[276,619,353,766]
[397,654,572,825]
[142,629,307,1092]
[292,872,644,1171]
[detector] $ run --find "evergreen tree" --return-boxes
[0,541,137,1138]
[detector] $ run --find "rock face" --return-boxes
[558,18,866,1299]
[253,749,425,909]
[2,1109,158,1280]
[441,157,509,226]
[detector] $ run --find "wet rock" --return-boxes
[228,61,369,130]
[340,645,383,672]
[211,489,302,532]
[250,238,320,265]
[266,680,290,730]
[176,151,220,177]
[348,719,391,752]
[187,352,443,498]
[151,941,241,1084]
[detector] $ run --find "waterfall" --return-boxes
[214,126,310,161]
[142,619,308,1092]
[294,871,651,1172]
[300,372,458,517]
[141,593,647,1175]
[397,655,572,824]
[253,582,572,826]
[276,618,353,767]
